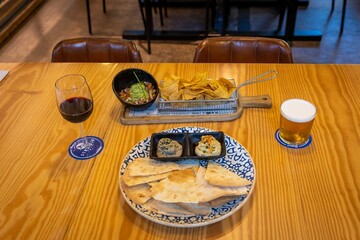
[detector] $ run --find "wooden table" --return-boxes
[0,63,359,239]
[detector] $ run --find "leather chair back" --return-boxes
[193,36,293,63]
[52,38,142,62]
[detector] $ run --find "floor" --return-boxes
[0,0,359,63]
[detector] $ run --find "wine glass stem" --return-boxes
[79,123,88,143]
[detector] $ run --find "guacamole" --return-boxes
[130,83,149,101]
[119,81,157,105]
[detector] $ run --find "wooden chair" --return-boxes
[51,38,142,63]
[193,36,293,63]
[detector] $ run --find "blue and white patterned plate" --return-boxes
[119,127,256,227]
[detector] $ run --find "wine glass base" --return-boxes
[68,136,104,160]
[275,129,312,149]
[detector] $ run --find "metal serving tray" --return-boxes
[158,79,238,112]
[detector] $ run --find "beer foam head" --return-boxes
[281,99,316,123]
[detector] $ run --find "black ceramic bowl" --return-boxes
[150,133,189,161]
[112,68,159,109]
[150,131,226,161]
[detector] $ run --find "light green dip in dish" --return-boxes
[130,83,149,101]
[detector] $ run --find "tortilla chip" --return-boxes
[168,90,183,100]
[213,85,232,98]
[159,75,180,100]
[182,88,205,100]
[218,77,237,89]
[159,72,236,101]
[192,72,208,85]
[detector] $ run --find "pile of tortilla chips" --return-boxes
[159,72,237,101]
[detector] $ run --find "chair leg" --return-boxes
[86,0,92,34]
[144,0,166,26]
[103,0,106,13]
[204,0,210,36]
[211,0,216,28]
[331,0,335,13]
[277,1,286,32]
[158,0,164,26]
[143,0,153,54]
[152,0,157,13]
[340,0,347,35]
[222,0,230,35]
[277,9,285,32]
[138,0,147,30]
[163,0,168,17]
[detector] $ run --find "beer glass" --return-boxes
[279,99,316,146]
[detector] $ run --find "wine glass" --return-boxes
[55,74,103,160]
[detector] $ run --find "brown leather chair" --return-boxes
[193,36,293,63]
[51,38,142,62]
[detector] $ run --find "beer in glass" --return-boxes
[280,99,316,145]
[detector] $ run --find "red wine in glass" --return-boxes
[55,74,103,160]
[59,97,93,123]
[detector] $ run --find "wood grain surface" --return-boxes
[0,63,359,239]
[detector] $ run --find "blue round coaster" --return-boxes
[275,129,312,149]
[68,136,104,160]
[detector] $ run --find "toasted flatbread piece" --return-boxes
[150,168,199,203]
[127,158,180,177]
[205,162,252,187]
[143,199,195,216]
[177,202,212,215]
[197,167,249,202]
[121,181,152,205]
[127,158,198,177]
[122,169,171,187]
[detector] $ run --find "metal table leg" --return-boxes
[86,0,92,34]
[144,0,153,54]
[340,0,347,35]
[285,0,321,41]
[103,0,107,13]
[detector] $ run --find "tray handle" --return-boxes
[240,94,272,108]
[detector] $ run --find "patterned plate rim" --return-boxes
[119,127,256,227]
